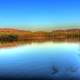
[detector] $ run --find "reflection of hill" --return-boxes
[0,28,80,47]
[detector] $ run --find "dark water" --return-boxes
[0,42,80,80]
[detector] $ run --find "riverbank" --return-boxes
[0,28,80,48]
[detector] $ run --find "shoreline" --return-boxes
[0,40,80,48]
[0,28,79,48]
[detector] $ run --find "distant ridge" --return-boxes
[0,28,79,48]
[0,28,80,32]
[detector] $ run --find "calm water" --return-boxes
[0,42,80,79]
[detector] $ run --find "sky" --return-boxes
[0,0,80,29]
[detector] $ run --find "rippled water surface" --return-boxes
[0,42,80,79]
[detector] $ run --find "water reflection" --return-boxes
[0,42,80,79]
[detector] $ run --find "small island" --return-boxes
[0,28,80,48]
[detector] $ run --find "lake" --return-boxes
[0,42,80,80]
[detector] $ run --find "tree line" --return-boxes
[0,35,18,43]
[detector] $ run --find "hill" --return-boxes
[0,28,80,47]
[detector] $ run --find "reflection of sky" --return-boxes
[0,0,80,28]
[0,43,80,78]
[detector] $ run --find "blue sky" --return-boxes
[0,0,80,28]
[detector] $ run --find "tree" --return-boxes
[7,35,18,42]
